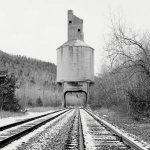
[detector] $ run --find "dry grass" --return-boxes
[27,106,61,112]
[0,106,61,118]
[93,107,150,144]
[0,110,25,118]
[16,85,62,107]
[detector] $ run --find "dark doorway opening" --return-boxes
[64,90,87,107]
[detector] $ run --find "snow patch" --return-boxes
[0,110,55,127]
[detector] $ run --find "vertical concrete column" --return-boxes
[62,83,66,107]
[84,92,87,107]
[63,93,66,107]
[86,82,90,107]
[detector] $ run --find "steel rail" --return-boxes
[0,108,66,131]
[0,109,70,148]
[85,109,150,150]
[79,109,85,150]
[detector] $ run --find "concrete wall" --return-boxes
[63,82,88,93]
[68,10,84,41]
[57,46,94,82]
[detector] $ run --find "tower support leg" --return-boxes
[86,83,90,107]
[63,93,66,107]
[62,83,66,108]
[62,92,66,108]
[84,93,87,107]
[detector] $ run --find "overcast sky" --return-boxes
[0,0,150,74]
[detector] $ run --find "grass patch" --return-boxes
[93,107,150,144]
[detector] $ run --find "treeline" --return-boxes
[0,50,62,110]
[0,50,56,86]
[90,21,150,119]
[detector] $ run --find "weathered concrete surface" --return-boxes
[57,45,94,83]
[68,10,84,41]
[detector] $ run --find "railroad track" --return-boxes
[81,109,150,150]
[0,109,65,131]
[81,109,130,149]
[64,109,84,150]
[0,109,69,148]
[64,109,150,150]
[1,108,150,150]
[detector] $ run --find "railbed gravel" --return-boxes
[64,109,79,150]
[15,109,76,150]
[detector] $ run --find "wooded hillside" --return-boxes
[0,50,61,108]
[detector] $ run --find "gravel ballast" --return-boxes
[2,109,76,150]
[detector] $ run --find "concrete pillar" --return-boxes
[63,93,66,107]
[62,83,66,107]
[86,83,90,107]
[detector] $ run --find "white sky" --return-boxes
[0,0,150,74]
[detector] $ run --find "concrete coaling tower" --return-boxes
[57,10,94,107]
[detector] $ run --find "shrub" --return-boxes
[27,99,33,107]
[127,89,150,119]
[36,97,43,106]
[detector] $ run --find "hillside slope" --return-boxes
[0,50,61,107]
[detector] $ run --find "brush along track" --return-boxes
[0,109,69,148]
[82,109,150,150]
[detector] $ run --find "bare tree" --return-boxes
[105,19,150,79]
[104,18,150,118]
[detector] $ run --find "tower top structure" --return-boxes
[68,10,84,41]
